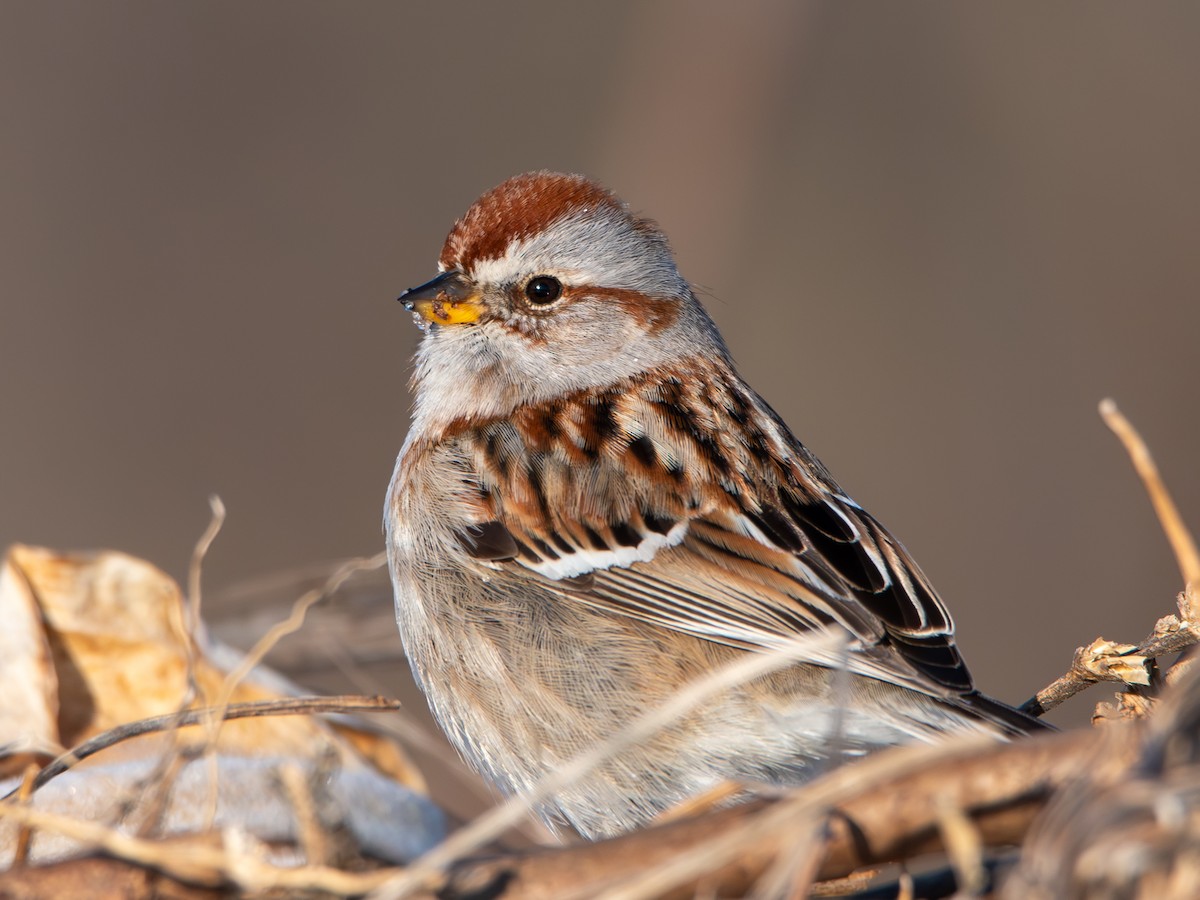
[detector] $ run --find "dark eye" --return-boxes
[524,275,562,305]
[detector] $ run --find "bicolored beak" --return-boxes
[398,270,484,326]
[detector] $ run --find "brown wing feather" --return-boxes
[453,365,975,698]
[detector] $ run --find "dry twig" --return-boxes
[8,399,1195,898]
[10,762,38,867]
[195,551,388,826]
[135,497,228,839]
[367,634,844,899]
[1,695,401,800]
[1100,400,1200,587]
[0,803,404,895]
[431,728,1113,900]
[1021,401,1200,716]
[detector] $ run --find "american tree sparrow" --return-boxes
[386,172,1045,839]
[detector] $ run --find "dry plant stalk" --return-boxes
[277,762,331,868]
[1021,400,1200,717]
[10,762,38,867]
[6,399,1195,898]
[0,803,404,895]
[2,517,428,895]
[1003,643,1200,898]
[425,728,1116,900]
[395,400,1198,898]
[1100,400,1200,587]
[141,496,225,837]
[1,695,403,800]
[0,718,1154,899]
[367,633,848,900]
[195,548,389,826]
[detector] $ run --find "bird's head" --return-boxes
[399,172,728,430]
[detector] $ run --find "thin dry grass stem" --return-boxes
[367,633,845,900]
[207,552,388,725]
[651,780,742,825]
[817,634,854,779]
[1021,402,1200,717]
[429,725,1053,898]
[135,498,227,837]
[317,637,526,838]
[1,696,401,800]
[590,734,997,900]
[130,746,190,837]
[186,496,227,668]
[0,803,405,895]
[593,795,824,900]
[11,762,39,867]
[198,552,388,824]
[1100,399,1200,589]
[745,812,826,900]
[320,635,474,765]
[935,791,985,896]
[278,762,330,868]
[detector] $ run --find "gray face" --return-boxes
[407,204,730,433]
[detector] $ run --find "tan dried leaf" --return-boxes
[0,553,60,776]
[2,545,423,790]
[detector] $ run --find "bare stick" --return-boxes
[433,729,1106,900]
[0,695,401,800]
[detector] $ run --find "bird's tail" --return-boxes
[962,690,1053,736]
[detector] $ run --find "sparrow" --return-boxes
[386,171,1045,840]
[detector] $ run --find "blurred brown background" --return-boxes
[2,0,1197,763]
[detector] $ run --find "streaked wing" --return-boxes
[453,369,974,700]
[598,503,969,693]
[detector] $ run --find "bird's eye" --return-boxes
[524,276,562,305]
